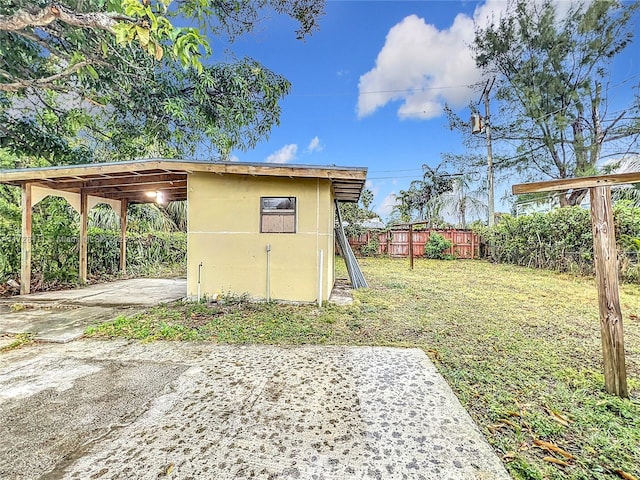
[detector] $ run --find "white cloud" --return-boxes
[307,136,323,153]
[229,154,240,162]
[356,1,517,120]
[265,144,298,164]
[377,193,398,218]
[357,0,583,120]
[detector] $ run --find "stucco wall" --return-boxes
[187,172,335,302]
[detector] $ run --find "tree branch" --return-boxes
[0,4,133,34]
[0,60,94,92]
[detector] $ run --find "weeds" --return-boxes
[0,333,35,352]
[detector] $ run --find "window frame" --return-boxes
[260,196,297,234]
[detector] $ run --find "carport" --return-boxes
[0,159,366,296]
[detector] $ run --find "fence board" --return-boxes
[347,228,480,259]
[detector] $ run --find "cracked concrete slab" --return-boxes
[5,278,187,307]
[0,278,186,343]
[0,340,510,479]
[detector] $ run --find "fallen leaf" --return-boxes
[426,349,441,361]
[543,456,570,467]
[165,463,174,475]
[534,439,575,459]
[502,451,517,461]
[544,406,572,427]
[614,470,639,480]
[499,418,519,429]
[488,423,507,434]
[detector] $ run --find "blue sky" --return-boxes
[204,1,640,222]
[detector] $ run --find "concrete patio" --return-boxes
[0,278,186,343]
[0,340,510,479]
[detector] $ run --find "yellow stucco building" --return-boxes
[189,174,328,302]
[187,163,367,302]
[0,159,367,301]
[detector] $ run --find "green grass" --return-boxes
[0,333,35,352]
[86,257,640,480]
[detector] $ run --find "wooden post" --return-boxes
[20,183,32,295]
[120,199,128,274]
[79,189,88,284]
[409,223,414,270]
[471,232,476,260]
[590,186,628,398]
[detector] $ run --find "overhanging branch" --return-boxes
[0,60,94,93]
[0,4,133,34]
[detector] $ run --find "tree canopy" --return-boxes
[470,0,640,206]
[391,164,454,225]
[0,0,325,166]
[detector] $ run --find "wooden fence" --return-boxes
[348,229,480,259]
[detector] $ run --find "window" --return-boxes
[260,197,296,233]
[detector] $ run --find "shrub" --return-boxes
[360,237,379,257]
[424,233,453,259]
[476,203,640,281]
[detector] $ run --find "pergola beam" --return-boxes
[512,171,640,194]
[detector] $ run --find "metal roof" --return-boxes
[0,159,368,203]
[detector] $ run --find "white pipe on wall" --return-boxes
[266,243,271,302]
[318,249,323,308]
[197,261,203,302]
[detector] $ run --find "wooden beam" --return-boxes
[0,159,367,183]
[590,186,628,397]
[83,180,187,195]
[513,171,640,195]
[79,189,88,284]
[120,199,128,275]
[409,223,414,270]
[105,191,187,202]
[36,173,187,191]
[20,183,32,295]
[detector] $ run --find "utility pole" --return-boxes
[483,79,495,227]
[471,79,496,227]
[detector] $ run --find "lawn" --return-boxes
[87,257,640,480]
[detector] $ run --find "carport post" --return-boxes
[79,189,88,284]
[20,182,32,295]
[590,186,628,398]
[120,199,128,274]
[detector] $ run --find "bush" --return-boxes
[476,203,640,281]
[424,233,453,259]
[360,237,379,257]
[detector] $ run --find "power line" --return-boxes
[291,83,477,98]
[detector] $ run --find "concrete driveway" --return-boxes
[0,340,510,480]
[0,278,186,343]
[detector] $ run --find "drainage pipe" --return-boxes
[318,249,323,308]
[266,244,271,302]
[197,261,203,302]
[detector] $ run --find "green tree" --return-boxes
[473,0,640,206]
[391,164,454,225]
[0,0,325,163]
[339,188,376,238]
[441,174,487,229]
